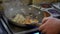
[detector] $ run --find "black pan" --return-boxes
[3,5,44,28]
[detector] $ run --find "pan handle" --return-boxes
[0,18,12,34]
[1,15,13,34]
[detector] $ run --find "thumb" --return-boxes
[42,17,48,24]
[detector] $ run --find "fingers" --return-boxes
[39,23,46,31]
[39,17,48,31]
[39,23,47,34]
[42,17,48,24]
[42,17,53,24]
[39,17,52,34]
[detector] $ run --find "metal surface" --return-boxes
[0,19,12,34]
[14,28,39,34]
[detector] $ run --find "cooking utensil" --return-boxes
[3,5,44,28]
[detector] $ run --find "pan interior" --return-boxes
[4,5,44,25]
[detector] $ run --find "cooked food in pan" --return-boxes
[12,14,39,24]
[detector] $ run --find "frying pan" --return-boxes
[3,5,44,28]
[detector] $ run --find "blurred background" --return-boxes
[0,0,60,34]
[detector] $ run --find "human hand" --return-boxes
[39,17,60,34]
